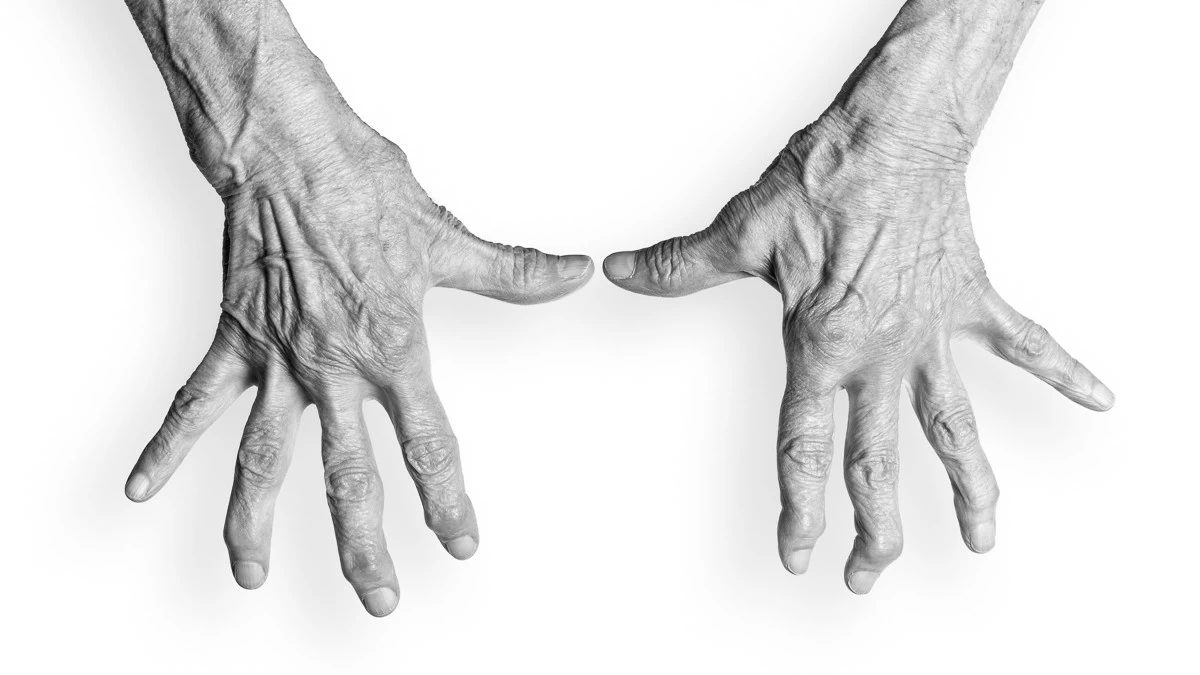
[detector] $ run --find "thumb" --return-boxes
[603,225,750,298]
[432,220,593,305]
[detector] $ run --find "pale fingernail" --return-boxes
[603,251,637,280]
[446,535,478,560]
[967,521,996,554]
[361,588,399,617]
[126,473,150,501]
[561,255,592,280]
[847,571,879,595]
[785,549,813,575]
[232,561,265,590]
[1092,382,1115,411]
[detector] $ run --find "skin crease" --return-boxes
[121,0,593,617]
[604,0,1114,595]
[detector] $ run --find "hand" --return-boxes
[123,76,592,616]
[602,83,1112,593]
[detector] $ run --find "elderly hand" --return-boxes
[603,0,1111,594]
[122,0,591,616]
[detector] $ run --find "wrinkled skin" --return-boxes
[122,8,592,616]
[603,6,1112,594]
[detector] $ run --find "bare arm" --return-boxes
[121,0,593,617]
[604,0,1109,594]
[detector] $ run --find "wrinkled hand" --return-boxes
[603,106,1112,593]
[124,98,592,616]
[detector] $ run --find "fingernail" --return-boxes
[1093,382,1116,411]
[603,251,637,280]
[560,255,592,280]
[126,473,150,501]
[785,549,812,575]
[361,588,399,617]
[967,521,996,554]
[446,535,478,560]
[847,571,879,595]
[232,561,265,590]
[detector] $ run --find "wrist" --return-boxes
[826,0,1045,154]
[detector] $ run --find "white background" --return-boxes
[3,0,1196,672]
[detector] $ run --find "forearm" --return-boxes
[827,0,1045,156]
[123,0,354,190]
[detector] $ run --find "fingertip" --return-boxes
[125,472,151,502]
[602,251,637,281]
[784,548,813,575]
[1090,381,1115,412]
[361,587,399,617]
[445,535,478,561]
[232,561,266,590]
[846,570,880,595]
[560,254,594,281]
[965,521,996,554]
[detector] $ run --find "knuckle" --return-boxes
[787,510,826,539]
[507,245,546,289]
[928,406,980,455]
[403,436,460,483]
[801,300,868,363]
[325,462,379,507]
[780,438,834,480]
[863,535,904,563]
[426,498,470,531]
[845,452,899,492]
[236,441,284,490]
[644,237,688,290]
[962,477,1000,512]
[1013,319,1052,361]
[165,383,212,433]
[340,546,390,583]
[1057,358,1083,390]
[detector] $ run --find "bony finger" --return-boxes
[402,435,479,559]
[318,400,400,617]
[842,382,904,595]
[776,383,837,575]
[910,353,1001,554]
[382,363,480,561]
[975,287,1114,411]
[127,335,249,501]
[603,233,748,297]
[223,368,305,590]
[430,210,593,304]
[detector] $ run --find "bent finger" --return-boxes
[126,332,249,502]
[319,395,399,617]
[973,287,1114,411]
[431,209,592,305]
[380,333,478,560]
[223,363,306,589]
[843,378,904,595]
[776,377,837,576]
[911,349,1000,553]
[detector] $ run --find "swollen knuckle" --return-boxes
[864,536,904,563]
[846,452,899,491]
[791,511,826,539]
[236,442,283,489]
[341,547,388,582]
[166,383,211,433]
[325,463,378,505]
[929,407,979,454]
[403,436,460,482]
[780,438,834,480]
[1014,320,1051,361]
[426,499,470,530]
[977,482,1000,510]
